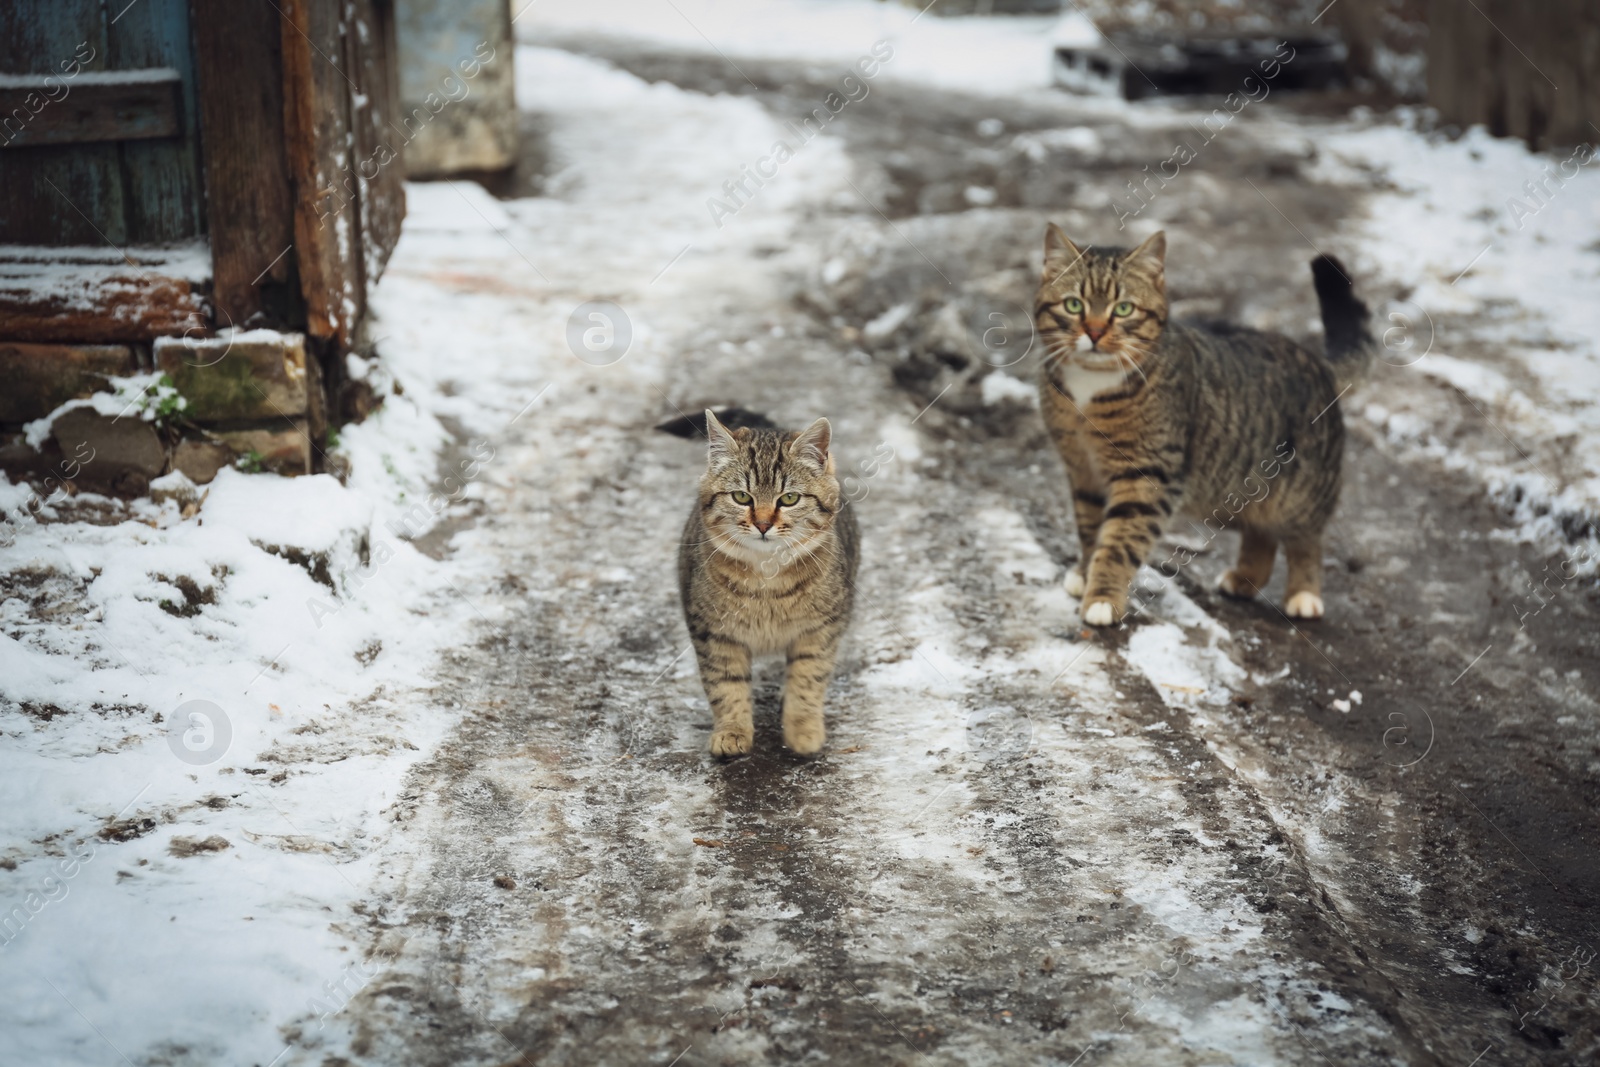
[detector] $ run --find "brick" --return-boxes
[154,331,309,422]
[0,343,137,422]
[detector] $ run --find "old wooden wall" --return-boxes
[1428,0,1600,148]
[190,0,297,328]
[278,0,405,354]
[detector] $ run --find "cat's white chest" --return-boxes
[1060,362,1128,401]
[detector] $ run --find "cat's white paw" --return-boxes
[1284,591,1324,619]
[1064,569,1086,597]
[1082,600,1116,627]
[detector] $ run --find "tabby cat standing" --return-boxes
[678,412,858,758]
[1034,226,1374,626]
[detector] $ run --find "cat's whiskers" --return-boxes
[1042,334,1079,372]
[1113,343,1151,384]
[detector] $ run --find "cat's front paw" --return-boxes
[709,727,753,758]
[1284,591,1324,619]
[1082,599,1119,627]
[1064,569,1086,597]
[782,714,825,756]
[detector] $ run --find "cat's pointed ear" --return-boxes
[1127,230,1167,275]
[789,417,832,472]
[1043,223,1084,275]
[705,409,738,467]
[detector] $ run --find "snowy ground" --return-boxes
[2,3,1597,1065]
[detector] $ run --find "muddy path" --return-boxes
[316,40,1599,1067]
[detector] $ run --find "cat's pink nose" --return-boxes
[753,517,774,534]
[1085,323,1108,344]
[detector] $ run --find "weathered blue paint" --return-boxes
[393,0,515,177]
[0,0,203,246]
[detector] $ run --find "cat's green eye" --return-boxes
[731,491,753,505]
[1063,297,1084,314]
[1113,301,1134,317]
[778,492,801,507]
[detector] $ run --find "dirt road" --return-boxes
[319,37,1598,1067]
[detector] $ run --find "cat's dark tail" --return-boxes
[655,406,778,439]
[1310,254,1376,392]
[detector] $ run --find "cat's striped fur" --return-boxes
[679,411,859,757]
[1036,226,1375,624]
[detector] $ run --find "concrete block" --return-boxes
[154,331,308,422]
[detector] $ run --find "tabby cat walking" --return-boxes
[1036,226,1376,624]
[679,411,859,757]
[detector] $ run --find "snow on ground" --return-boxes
[1307,115,1600,565]
[0,304,490,1060]
[522,0,1085,97]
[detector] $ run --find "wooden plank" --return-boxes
[191,0,296,326]
[347,0,405,291]
[0,72,181,146]
[279,0,361,349]
[0,0,205,246]
[0,0,104,72]
[0,245,209,343]
[0,273,206,342]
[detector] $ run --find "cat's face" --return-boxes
[699,413,841,564]
[1037,226,1168,374]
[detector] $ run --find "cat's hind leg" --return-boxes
[1219,526,1277,600]
[1283,533,1325,619]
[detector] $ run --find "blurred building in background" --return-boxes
[395,0,517,179]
